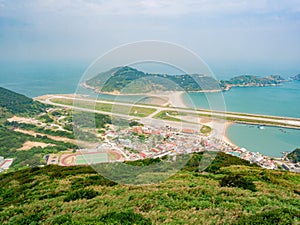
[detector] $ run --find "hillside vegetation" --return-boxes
[0,152,299,224]
[0,87,47,118]
[85,66,287,93]
[0,87,114,170]
[85,66,220,93]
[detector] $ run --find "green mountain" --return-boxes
[85,66,220,93]
[0,86,47,118]
[85,66,287,93]
[0,152,299,224]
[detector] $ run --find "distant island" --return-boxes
[84,66,288,94]
[290,74,300,81]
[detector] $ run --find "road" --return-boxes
[35,94,300,130]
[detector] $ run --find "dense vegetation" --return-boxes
[0,152,299,224]
[0,86,47,117]
[85,66,287,93]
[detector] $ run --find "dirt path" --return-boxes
[18,141,55,151]
[14,128,97,148]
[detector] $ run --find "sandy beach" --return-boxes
[151,91,188,108]
[222,122,237,147]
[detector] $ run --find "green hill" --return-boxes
[85,66,220,93]
[0,86,47,118]
[0,152,299,224]
[85,66,287,93]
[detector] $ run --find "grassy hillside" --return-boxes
[1,152,299,224]
[0,86,47,118]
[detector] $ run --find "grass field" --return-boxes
[153,111,182,122]
[76,153,108,165]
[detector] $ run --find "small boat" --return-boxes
[258,125,265,130]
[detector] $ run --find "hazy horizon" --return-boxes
[0,0,300,69]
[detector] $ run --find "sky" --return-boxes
[0,0,300,74]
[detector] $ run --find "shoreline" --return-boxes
[222,122,237,147]
[83,82,224,95]
[82,81,288,95]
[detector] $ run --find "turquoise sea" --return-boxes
[0,61,299,157]
[183,82,300,157]
[226,125,300,157]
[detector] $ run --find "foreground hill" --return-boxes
[0,152,299,224]
[84,66,287,94]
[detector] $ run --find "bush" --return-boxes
[236,208,300,225]
[64,189,98,202]
[220,174,257,192]
[50,214,72,225]
[98,211,152,225]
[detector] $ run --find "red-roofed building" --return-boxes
[182,128,195,134]
[140,151,147,158]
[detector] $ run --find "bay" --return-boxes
[226,124,300,157]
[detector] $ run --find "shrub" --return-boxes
[64,189,98,202]
[236,208,300,225]
[98,211,152,225]
[220,174,257,192]
[50,214,72,225]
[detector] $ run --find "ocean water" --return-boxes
[0,61,299,156]
[183,81,300,118]
[0,61,85,97]
[183,82,300,156]
[226,124,300,157]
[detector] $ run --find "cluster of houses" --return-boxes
[101,125,208,161]
[100,124,300,172]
